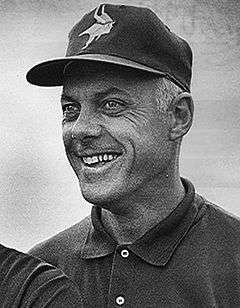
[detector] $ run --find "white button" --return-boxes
[116,296,125,305]
[121,249,129,258]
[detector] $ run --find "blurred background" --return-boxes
[0,0,239,252]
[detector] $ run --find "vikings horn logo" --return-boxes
[78,5,115,49]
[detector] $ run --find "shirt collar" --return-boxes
[81,178,202,266]
[81,205,116,259]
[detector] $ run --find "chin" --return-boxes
[79,181,124,207]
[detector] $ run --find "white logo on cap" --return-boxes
[78,5,115,50]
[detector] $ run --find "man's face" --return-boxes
[61,64,175,211]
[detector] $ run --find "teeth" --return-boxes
[82,153,119,165]
[83,156,98,165]
[82,157,90,164]
[91,156,99,164]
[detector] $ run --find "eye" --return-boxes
[105,101,119,109]
[62,104,80,120]
[102,100,125,114]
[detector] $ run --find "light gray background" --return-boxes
[0,0,239,252]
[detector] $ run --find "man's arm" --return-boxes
[0,244,83,307]
[20,265,83,307]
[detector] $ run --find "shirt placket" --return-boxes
[107,245,133,307]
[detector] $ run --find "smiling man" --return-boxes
[26,4,240,307]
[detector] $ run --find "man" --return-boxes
[26,4,240,307]
[0,244,83,307]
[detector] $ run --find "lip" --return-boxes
[81,152,123,174]
[69,145,125,176]
[78,149,123,158]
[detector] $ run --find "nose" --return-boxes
[71,109,102,142]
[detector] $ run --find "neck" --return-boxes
[101,172,185,244]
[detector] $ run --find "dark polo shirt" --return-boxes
[0,245,83,307]
[29,179,240,307]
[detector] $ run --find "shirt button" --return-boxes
[121,249,129,258]
[116,296,125,306]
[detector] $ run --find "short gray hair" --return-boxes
[153,77,183,113]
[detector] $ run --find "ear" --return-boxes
[168,92,194,141]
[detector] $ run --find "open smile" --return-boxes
[81,152,122,168]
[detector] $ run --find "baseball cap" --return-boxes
[26,4,193,92]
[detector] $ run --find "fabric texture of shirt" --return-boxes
[29,178,240,307]
[0,244,83,307]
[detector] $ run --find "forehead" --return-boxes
[62,61,158,96]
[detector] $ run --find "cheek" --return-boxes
[133,118,171,161]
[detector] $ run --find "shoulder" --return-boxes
[195,195,240,245]
[204,197,240,229]
[0,244,83,307]
[28,215,92,266]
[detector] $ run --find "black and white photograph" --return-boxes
[0,0,240,306]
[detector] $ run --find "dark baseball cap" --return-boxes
[26,4,193,92]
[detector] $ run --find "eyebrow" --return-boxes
[60,93,78,103]
[61,86,130,103]
[94,87,129,100]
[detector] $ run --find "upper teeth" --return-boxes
[82,154,118,165]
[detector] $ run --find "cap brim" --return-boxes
[26,54,166,86]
